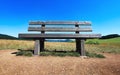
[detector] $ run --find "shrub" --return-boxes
[23,51,33,57]
[16,51,24,56]
[86,52,105,58]
[40,52,52,56]
[16,50,33,57]
[40,51,105,58]
[40,51,80,57]
[86,41,99,45]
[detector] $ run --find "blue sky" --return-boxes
[0,0,120,37]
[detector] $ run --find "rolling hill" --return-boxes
[0,34,18,39]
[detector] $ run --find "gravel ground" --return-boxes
[0,50,120,75]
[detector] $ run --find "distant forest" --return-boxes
[100,34,120,39]
[0,34,18,40]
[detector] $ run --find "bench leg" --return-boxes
[34,40,40,55]
[80,39,86,56]
[76,39,86,56]
[40,39,45,52]
[76,39,81,53]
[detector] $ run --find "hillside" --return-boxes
[100,34,120,39]
[87,37,120,44]
[46,34,120,42]
[0,34,18,39]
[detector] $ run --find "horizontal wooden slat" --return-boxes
[28,27,92,32]
[19,34,101,39]
[29,21,91,25]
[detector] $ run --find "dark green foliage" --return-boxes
[86,52,105,58]
[0,34,18,39]
[0,34,33,40]
[15,49,105,58]
[86,41,99,45]
[100,34,120,39]
[16,51,24,56]
[16,50,33,57]
[23,51,33,56]
[40,51,105,58]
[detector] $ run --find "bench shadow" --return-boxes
[11,49,76,56]
[11,49,34,55]
[44,49,75,52]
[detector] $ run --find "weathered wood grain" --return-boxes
[19,34,101,39]
[80,39,85,56]
[34,40,40,55]
[29,21,91,25]
[28,27,92,32]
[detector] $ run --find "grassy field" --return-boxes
[0,37,120,54]
[86,37,120,47]
[86,37,120,53]
[0,40,34,50]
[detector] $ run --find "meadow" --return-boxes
[0,37,120,54]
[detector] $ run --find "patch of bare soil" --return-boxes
[0,50,120,75]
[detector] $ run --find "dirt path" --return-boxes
[0,50,120,75]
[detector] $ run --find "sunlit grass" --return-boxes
[0,38,120,54]
[0,39,34,50]
[86,37,120,48]
[45,42,75,51]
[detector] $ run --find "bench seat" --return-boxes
[19,34,101,39]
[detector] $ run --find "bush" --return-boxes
[40,51,80,57]
[86,41,99,45]
[86,52,105,58]
[40,51,105,58]
[16,50,33,57]
[16,51,24,56]
[23,51,33,57]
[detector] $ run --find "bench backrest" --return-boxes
[28,21,92,34]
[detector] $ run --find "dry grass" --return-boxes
[0,39,34,50]
[0,39,120,54]
[0,50,120,75]
[45,42,75,51]
[0,39,76,51]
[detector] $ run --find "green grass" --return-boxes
[86,52,105,58]
[40,51,80,57]
[85,37,120,54]
[1,37,120,57]
[14,50,105,58]
[40,51,105,58]
[86,40,99,45]
[85,45,120,54]
[86,37,120,44]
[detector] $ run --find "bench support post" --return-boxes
[80,39,86,56]
[40,39,45,52]
[34,40,40,55]
[76,39,81,53]
[76,39,86,56]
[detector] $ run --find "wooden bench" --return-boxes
[19,21,101,56]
